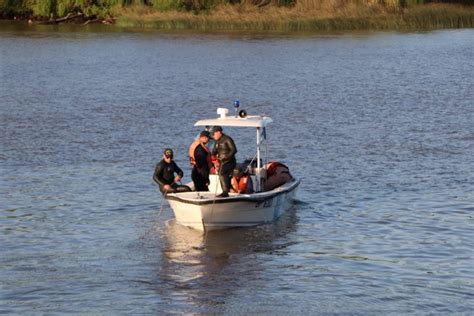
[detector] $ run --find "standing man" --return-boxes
[210,126,237,198]
[153,148,190,194]
[189,130,211,191]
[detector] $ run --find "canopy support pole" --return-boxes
[256,127,261,192]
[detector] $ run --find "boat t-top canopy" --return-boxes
[194,107,271,192]
[194,108,272,128]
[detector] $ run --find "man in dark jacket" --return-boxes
[153,148,190,194]
[210,126,237,198]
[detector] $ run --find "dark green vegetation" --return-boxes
[1,1,473,31]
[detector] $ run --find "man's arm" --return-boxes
[173,161,184,179]
[224,136,237,161]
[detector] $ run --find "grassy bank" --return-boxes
[116,3,474,31]
[1,1,473,31]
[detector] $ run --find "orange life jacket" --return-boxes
[188,140,211,168]
[231,175,252,194]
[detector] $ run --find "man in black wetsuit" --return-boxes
[189,130,211,191]
[153,148,189,194]
[210,126,237,198]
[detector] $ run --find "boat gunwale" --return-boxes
[165,178,300,206]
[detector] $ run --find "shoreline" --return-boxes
[1,4,473,32]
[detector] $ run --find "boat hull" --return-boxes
[166,179,300,231]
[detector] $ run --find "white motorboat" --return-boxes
[165,106,300,231]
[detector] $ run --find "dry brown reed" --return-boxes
[116,2,474,31]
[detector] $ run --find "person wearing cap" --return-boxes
[188,130,212,191]
[203,126,215,151]
[231,167,253,194]
[153,148,189,194]
[210,126,237,198]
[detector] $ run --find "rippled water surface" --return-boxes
[1,23,473,314]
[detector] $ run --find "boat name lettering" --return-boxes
[263,199,273,207]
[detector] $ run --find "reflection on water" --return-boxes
[153,208,298,312]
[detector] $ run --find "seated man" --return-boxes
[153,148,191,195]
[230,167,254,194]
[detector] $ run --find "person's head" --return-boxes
[163,148,173,162]
[232,167,243,179]
[210,126,223,140]
[199,130,210,144]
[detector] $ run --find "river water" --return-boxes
[1,22,473,314]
